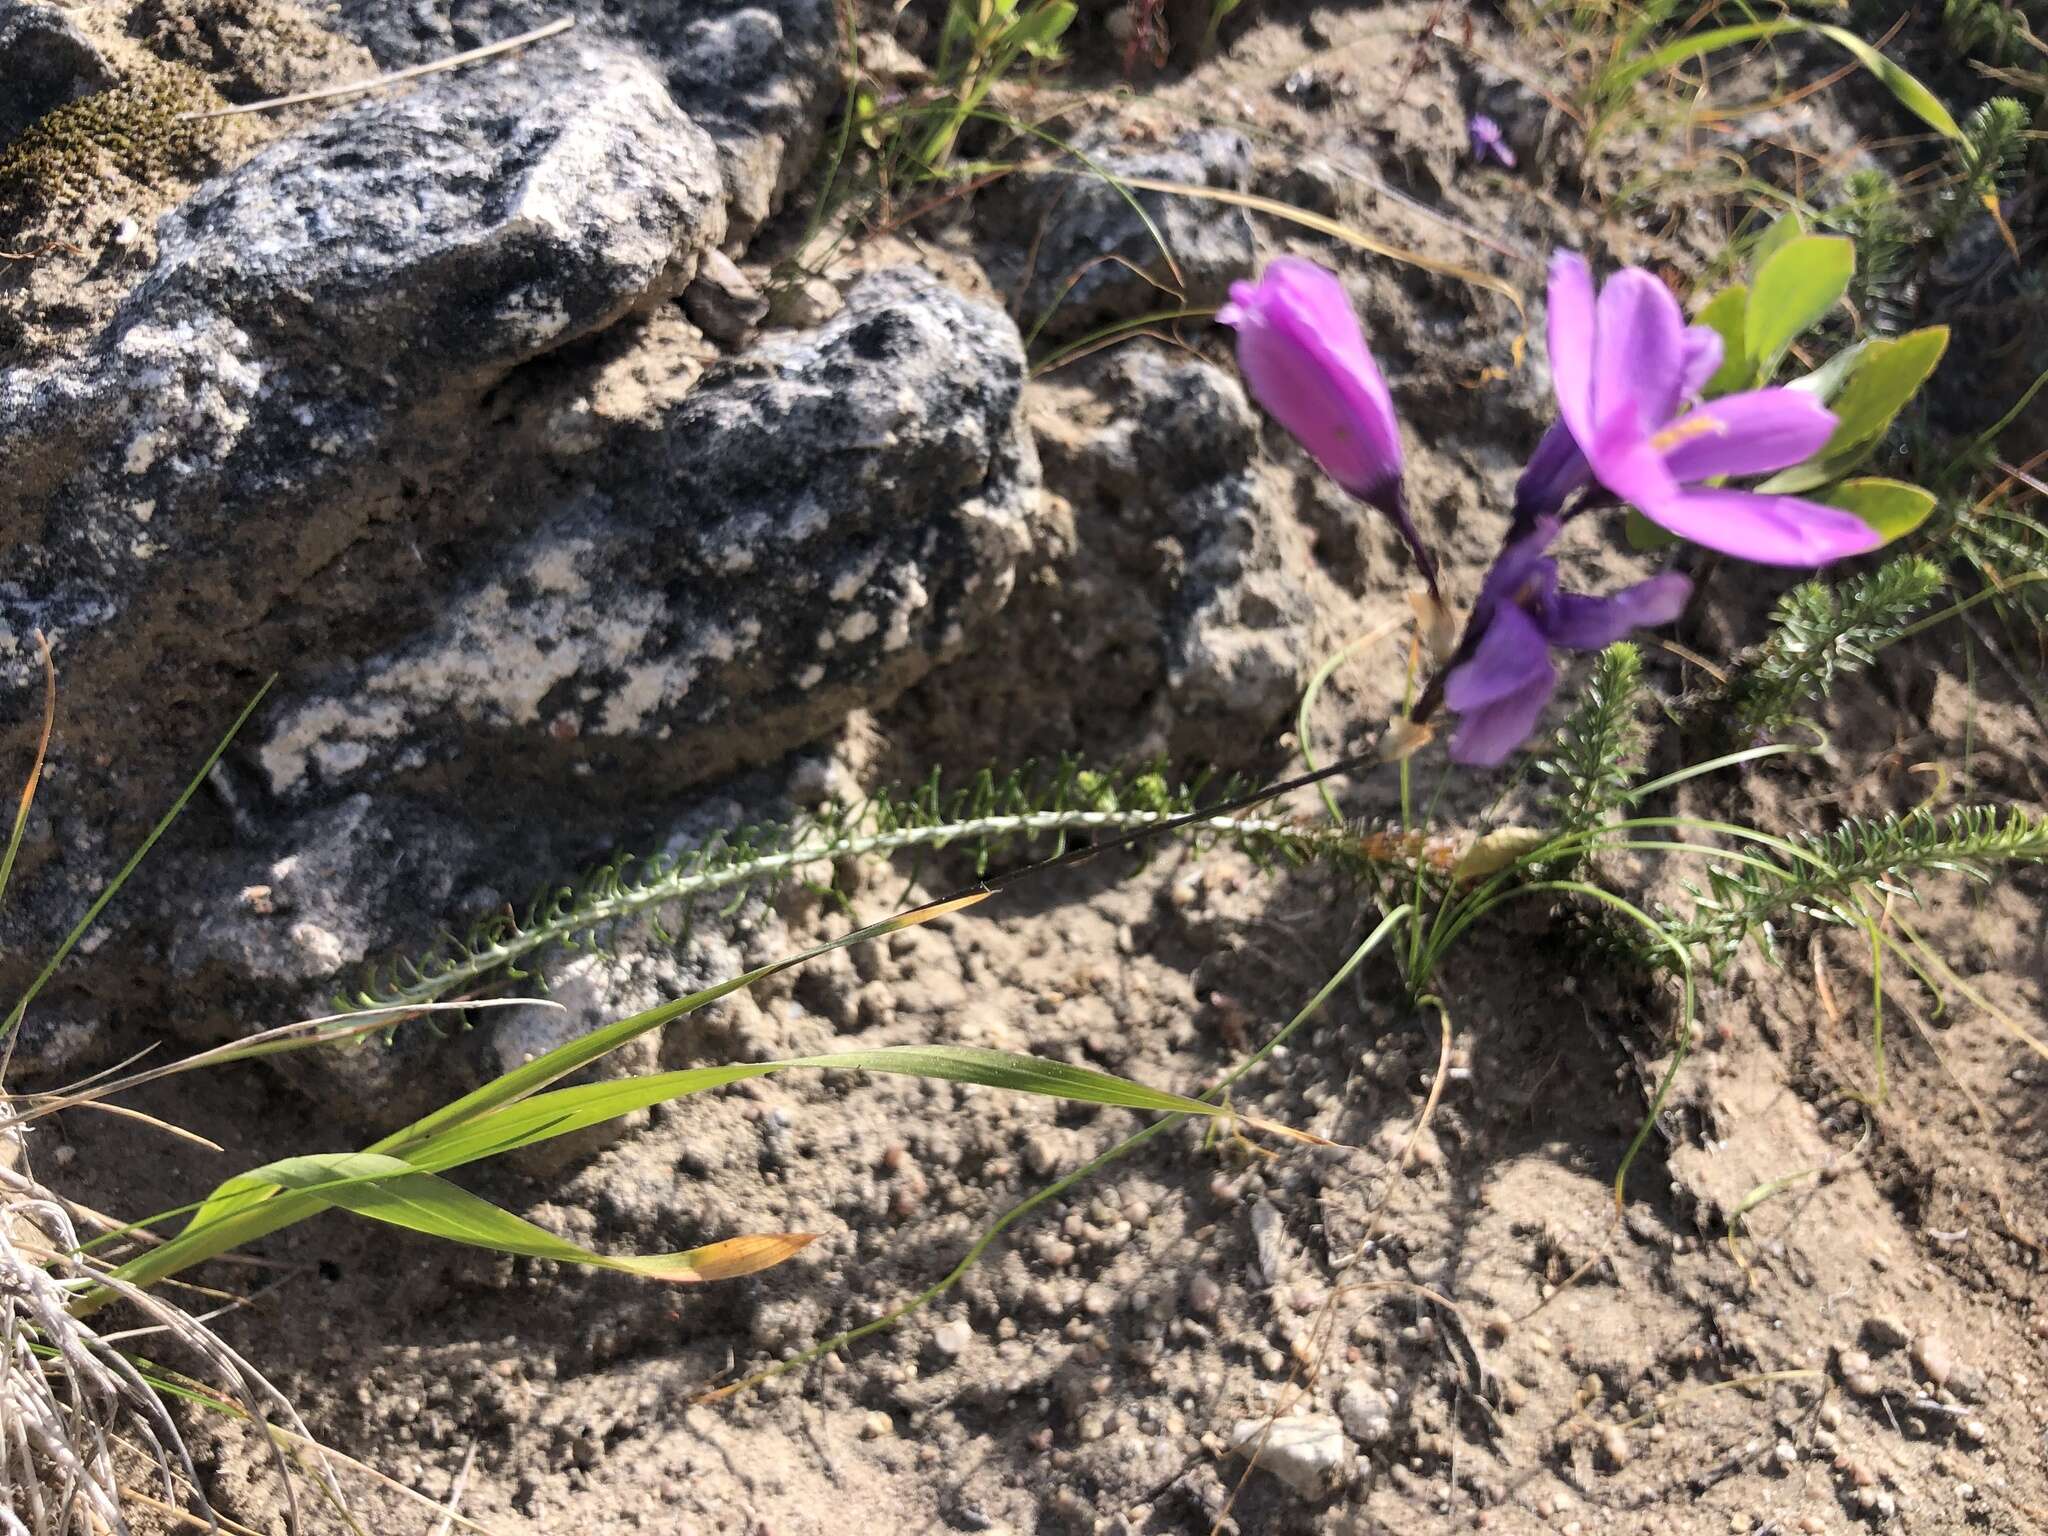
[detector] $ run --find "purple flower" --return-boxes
[1219,257,1438,588]
[1543,252,1880,566]
[1467,114,1516,168]
[1511,325,1724,529]
[1442,516,1691,765]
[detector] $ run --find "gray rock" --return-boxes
[256,268,1037,804]
[683,248,769,344]
[325,0,837,243]
[1031,346,1314,757]
[979,128,1255,344]
[1912,1331,1956,1389]
[1336,1379,1394,1445]
[0,44,725,702]
[1228,1415,1350,1496]
[173,795,484,990]
[139,44,724,390]
[769,274,843,329]
[0,1,119,146]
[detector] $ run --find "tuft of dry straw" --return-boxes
[0,1133,341,1533]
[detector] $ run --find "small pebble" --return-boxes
[860,1411,894,1439]
[1186,1272,1221,1317]
[1598,1424,1630,1469]
[1772,1439,1799,1471]
[932,1320,972,1358]
[1911,1332,1955,1389]
[1960,1418,1988,1444]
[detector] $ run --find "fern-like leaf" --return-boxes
[1729,556,1945,737]
[1823,169,1915,336]
[1539,642,1646,845]
[1940,95,2030,240]
[346,762,1412,1015]
[1659,804,2048,974]
[1942,0,2046,69]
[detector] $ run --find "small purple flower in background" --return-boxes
[1467,114,1516,169]
[1442,516,1691,764]
[1543,251,1880,566]
[1219,257,1440,591]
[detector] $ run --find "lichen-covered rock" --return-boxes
[172,795,487,989]
[978,128,1256,344]
[1023,345,1314,758]
[0,42,725,698]
[256,268,1039,803]
[140,44,724,388]
[327,0,838,242]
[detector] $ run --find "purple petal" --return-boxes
[1541,572,1693,650]
[1444,601,1555,713]
[1512,422,1593,528]
[1470,517,1562,630]
[1655,389,1838,484]
[1592,268,1688,435]
[1445,606,1560,766]
[1468,115,1516,168]
[1679,325,1724,399]
[1221,258,1404,506]
[1546,252,1598,448]
[1633,486,1885,566]
[1448,679,1558,765]
[1588,419,1682,513]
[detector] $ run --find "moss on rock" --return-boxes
[0,61,223,220]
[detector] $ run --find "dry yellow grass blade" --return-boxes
[680,1233,822,1282]
[1097,175,1528,369]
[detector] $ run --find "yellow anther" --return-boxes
[1649,415,1726,452]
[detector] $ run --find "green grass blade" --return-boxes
[5,679,275,1041]
[0,634,55,914]
[247,1152,814,1280]
[1607,21,1961,143]
[372,891,988,1157]
[407,1044,1276,1173]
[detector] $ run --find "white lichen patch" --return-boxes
[259,536,669,793]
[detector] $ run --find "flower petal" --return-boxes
[1511,423,1592,529]
[1679,325,1724,399]
[1633,486,1885,566]
[1445,606,1560,766]
[1223,258,1405,505]
[1541,572,1693,650]
[1443,601,1555,713]
[1545,252,1598,447]
[1592,268,1688,435]
[1655,389,1838,483]
[1588,421,1682,513]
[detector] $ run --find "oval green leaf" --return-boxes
[1746,236,1854,377]
[1692,284,1752,398]
[1818,478,1938,543]
[1760,327,1949,493]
